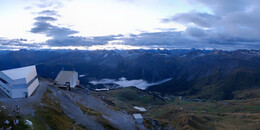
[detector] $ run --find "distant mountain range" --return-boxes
[1,49,260,100]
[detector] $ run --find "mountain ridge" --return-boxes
[1,49,260,100]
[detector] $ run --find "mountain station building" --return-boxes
[0,65,39,98]
[54,70,79,88]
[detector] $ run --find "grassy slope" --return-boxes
[34,88,117,130]
[147,98,260,130]
[35,89,75,129]
[92,87,165,113]
[92,87,260,130]
[0,102,31,129]
[76,102,118,130]
[0,112,30,130]
[31,89,85,130]
[192,69,260,100]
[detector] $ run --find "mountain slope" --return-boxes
[148,68,260,100]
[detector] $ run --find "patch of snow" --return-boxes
[4,120,10,124]
[133,114,143,119]
[25,120,33,126]
[79,75,85,78]
[94,88,109,91]
[159,53,168,56]
[104,54,108,58]
[134,106,147,112]
[13,120,19,125]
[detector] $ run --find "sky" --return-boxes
[0,0,260,50]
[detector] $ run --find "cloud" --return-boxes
[36,0,64,9]
[34,16,57,22]
[46,34,120,46]
[162,11,219,28]
[30,22,78,39]
[28,0,119,47]
[46,36,113,46]
[13,0,259,50]
[38,10,59,16]
[120,31,197,47]
[30,14,79,40]
[30,0,77,40]
[0,38,43,49]
[1,0,118,49]
[30,22,52,34]
[115,29,260,50]
[184,26,207,37]
[93,35,118,44]
[159,0,260,49]
[30,20,117,46]
[190,0,248,15]
[24,6,33,10]
[116,0,136,3]
[90,77,172,90]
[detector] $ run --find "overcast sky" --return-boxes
[0,0,259,50]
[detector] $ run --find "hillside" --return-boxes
[1,79,259,129]
[92,87,260,130]
[148,68,260,100]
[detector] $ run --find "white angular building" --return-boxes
[0,65,39,98]
[55,70,79,88]
[133,114,143,124]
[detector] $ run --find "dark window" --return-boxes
[24,92,28,97]
[0,78,8,84]
[28,76,38,87]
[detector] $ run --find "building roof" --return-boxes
[55,71,78,85]
[1,66,35,80]
[133,114,143,119]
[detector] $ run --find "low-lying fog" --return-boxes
[90,77,171,90]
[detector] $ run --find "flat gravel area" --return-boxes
[0,78,48,115]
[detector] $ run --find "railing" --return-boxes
[0,81,12,97]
